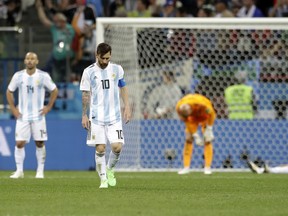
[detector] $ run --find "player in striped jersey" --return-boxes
[80,43,131,188]
[6,52,58,179]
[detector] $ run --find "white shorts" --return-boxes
[15,118,48,143]
[87,121,124,146]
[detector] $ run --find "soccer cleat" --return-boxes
[204,167,212,175]
[99,180,108,188]
[247,161,264,174]
[35,172,44,179]
[10,171,24,179]
[178,167,190,175]
[107,168,116,186]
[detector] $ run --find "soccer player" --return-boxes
[248,161,288,174]
[80,43,131,189]
[176,94,216,175]
[6,52,58,179]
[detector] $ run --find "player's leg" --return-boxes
[108,142,122,169]
[10,141,26,179]
[106,121,124,186]
[106,142,122,186]
[35,141,45,178]
[203,124,214,175]
[267,165,288,174]
[178,137,193,175]
[10,120,30,179]
[178,123,197,175]
[32,118,48,179]
[247,161,264,174]
[96,144,108,188]
[88,122,108,188]
[203,142,213,175]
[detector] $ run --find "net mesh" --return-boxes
[101,22,288,170]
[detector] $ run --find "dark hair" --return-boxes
[96,43,112,56]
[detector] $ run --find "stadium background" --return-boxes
[1,0,288,171]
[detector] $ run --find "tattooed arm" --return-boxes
[82,91,90,129]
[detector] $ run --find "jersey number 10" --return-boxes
[101,80,110,89]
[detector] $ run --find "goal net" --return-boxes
[96,18,288,170]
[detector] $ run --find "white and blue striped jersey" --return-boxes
[8,69,56,121]
[80,62,126,125]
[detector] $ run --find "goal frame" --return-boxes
[96,18,288,45]
[95,18,288,172]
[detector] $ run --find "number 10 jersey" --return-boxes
[80,62,126,126]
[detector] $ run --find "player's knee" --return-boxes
[185,137,193,144]
[204,141,212,146]
[96,144,106,154]
[35,141,45,148]
[185,132,193,143]
[16,141,26,148]
[111,142,123,153]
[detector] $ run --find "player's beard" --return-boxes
[98,62,108,69]
[26,64,36,71]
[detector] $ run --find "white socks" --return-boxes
[95,151,107,181]
[15,146,25,172]
[14,146,46,173]
[269,166,288,174]
[36,146,46,173]
[107,151,120,169]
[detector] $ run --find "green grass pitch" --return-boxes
[0,171,288,216]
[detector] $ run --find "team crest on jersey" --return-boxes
[112,74,116,79]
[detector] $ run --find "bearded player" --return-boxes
[176,94,216,175]
[80,43,131,189]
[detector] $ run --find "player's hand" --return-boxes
[204,126,214,142]
[192,133,204,146]
[123,105,131,124]
[82,115,90,130]
[40,106,51,115]
[12,108,21,119]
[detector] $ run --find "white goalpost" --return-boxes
[96,18,288,171]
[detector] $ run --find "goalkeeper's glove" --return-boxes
[192,133,204,146]
[204,126,214,142]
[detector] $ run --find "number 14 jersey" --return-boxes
[8,69,56,121]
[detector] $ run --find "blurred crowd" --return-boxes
[0,0,287,82]
[1,0,288,27]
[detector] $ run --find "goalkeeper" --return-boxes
[176,94,216,175]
